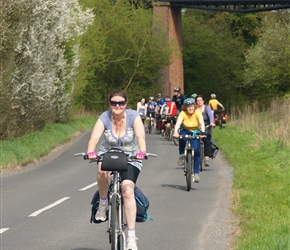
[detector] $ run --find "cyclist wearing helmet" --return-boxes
[172,87,186,115]
[155,93,165,133]
[145,96,157,132]
[195,95,215,166]
[164,96,177,138]
[173,98,205,183]
[209,93,224,113]
[157,97,168,134]
[191,93,197,99]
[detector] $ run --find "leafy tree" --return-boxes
[243,11,290,102]
[75,0,171,111]
[0,0,93,138]
[182,9,247,107]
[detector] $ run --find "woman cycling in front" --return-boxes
[173,98,205,183]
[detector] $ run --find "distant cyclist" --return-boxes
[173,98,205,183]
[136,98,147,124]
[164,96,177,138]
[145,96,157,132]
[155,93,165,133]
[195,95,215,166]
[172,87,186,115]
[208,93,225,115]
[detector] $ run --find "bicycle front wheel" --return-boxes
[110,194,118,250]
[148,119,152,134]
[200,142,205,172]
[186,151,192,191]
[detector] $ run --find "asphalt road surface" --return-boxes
[1,131,237,250]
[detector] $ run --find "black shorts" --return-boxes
[146,111,155,118]
[120,164,140,184]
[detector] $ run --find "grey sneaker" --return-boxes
[96,202,108,221]
[126,236,138,250]
[205,157,210,166]
[178,155,184,166]
[194,174,200,183]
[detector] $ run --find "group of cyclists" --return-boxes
[86,88,225,250]
[136,87,225,183]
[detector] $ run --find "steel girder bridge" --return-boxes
[155,0,290,13]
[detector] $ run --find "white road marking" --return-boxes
[28,197,70,217]
[79,182,98,191]
[0,228,9,234]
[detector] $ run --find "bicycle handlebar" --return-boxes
[74,152,157,161]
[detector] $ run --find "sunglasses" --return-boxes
[110,101,126,107]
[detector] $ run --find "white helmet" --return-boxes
[211,93,216,99]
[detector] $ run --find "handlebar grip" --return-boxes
[74,152,86,157]
[146,153,157,157]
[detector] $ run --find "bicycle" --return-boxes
[147,113,155,134]
[214,110,227,129]
[178,131,204,191]
[74,148,157,250]
[167,115,178,146]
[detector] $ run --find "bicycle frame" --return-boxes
[182,135,194,191]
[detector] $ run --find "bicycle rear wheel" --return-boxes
[185,151,192,191]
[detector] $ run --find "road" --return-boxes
[1,132,237,250]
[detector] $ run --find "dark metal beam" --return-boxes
[156,0,290,12]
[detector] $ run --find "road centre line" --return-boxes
[79,181,98,191]
[0,228,9,234]
[28,197,70,217]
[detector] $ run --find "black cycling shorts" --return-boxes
[120,164,140,184]
[146,111,155,118]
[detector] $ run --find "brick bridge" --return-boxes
[153,0,290,97]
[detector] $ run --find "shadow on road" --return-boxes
[71,248,101,250]
[161,184,196,192]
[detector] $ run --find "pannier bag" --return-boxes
[101,148,128,172]
[222,113,228,124]
[210,139,219,159]
[135,186,153,222]
[90,186,152,224]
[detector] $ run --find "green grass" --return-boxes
[213,124,290,250]
[0,117,96,169]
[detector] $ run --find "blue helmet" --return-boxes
[183,98,195,106]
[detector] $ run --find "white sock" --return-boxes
[100,197,108,205]
[128,229,136,238]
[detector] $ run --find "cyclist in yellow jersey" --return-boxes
[208,93,225,115]
[173,98,205,183]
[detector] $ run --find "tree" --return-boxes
[243,11,290,101]
[182,10,247,106]
[75,0,171,111]
[0,0,93,138]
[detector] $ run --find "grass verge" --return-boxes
[213,124,289,250]
[0,117,96,170]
